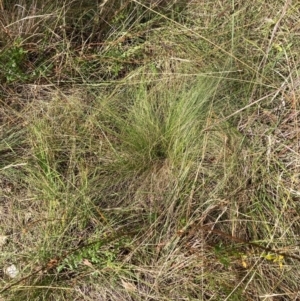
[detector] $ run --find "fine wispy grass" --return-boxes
[1,0,300,300]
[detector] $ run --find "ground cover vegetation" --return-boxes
[0,0,300,300]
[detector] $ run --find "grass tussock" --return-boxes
[1,0,300,300]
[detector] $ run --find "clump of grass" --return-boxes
[112,78,228,169]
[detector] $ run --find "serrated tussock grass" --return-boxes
[1,0,300,300]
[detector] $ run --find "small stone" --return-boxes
[4,264,19,278]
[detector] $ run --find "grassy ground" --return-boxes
[1,0,300,300]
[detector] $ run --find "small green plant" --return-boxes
[0,40,28,83]
[57,244,103,273]
[56,236,128,274]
